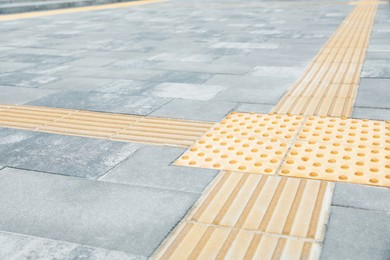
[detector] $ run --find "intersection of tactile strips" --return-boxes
[175,113,305,175]
[176,112,390,187]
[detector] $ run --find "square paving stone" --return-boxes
[0,85,58,104]
[150,99,237,122]
[0,168,199,256]
[355,78,390,109]
[148,71,213,84]
[42,77,115,91]
[321,206,390,260]
[0,129,142,179]
[102,146,218,193]
[249,66,305,79]
[332,183,390,212]
[28,90,171,115]
[146,82,226,101]
[235,103,274,113]
[352,107,390,121]
[0,231,143,260]
[361,59,390,78]
[0,73,59,88]
[205,74,295,89]
[213,86,285,104]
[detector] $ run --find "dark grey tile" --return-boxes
[0,129,142,179]
[0,168,198,256]
[0,73,59,88]
[333,183,390,212]
[321,206,390,260]
[361,60,390,78]
[102,146,218,193]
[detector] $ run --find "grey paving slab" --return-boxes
[102,146,218,193]
[321,206,390,260]
[0,85,58,104]
[147,53,217,63]
[0,53,76,65]
[235,103,274,114]
[0,168,198,256]
[355,78,390,109]
[28,90,171,115]
[213,85,285,104]
[352,107,390,120]
[0,129,142,179]
[150,98,237,122]
[361,59,390,78]
[0,73,59,88]
[0,231,143,260]
[0,62,33,73]
[148,71,213,84]
[205,74,295,90]
[98,79,155,95]
[249,66,306,79]
[332,183,390,212]
[64,57,117,67]
[41,77,114,91]
[146,82,226,101]
[366,51,390,60]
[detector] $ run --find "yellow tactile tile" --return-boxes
[272,1,378,117]
[0,0,163,21]
[298,116,390,147]
[186,172,332,240]
[0,104,213,147]
[280,141,390,187]
[175,113,303,174]
[155,222,321,260]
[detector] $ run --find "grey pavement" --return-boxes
[0,0,389,258]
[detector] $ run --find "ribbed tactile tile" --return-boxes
[187,172,332,240]
[175,113,304,174]
[155,222,321,260]
[0,104,213,147]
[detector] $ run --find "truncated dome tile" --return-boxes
[280,141,390,187]
[299,116,390,147]
[174,113,301,174]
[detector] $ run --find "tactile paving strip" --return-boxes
[154,172,331,259]
[155,222,321,260]
[0,104,213,147]
[175,112,304,174]
[0,0,162,21]
[272,0,378,117]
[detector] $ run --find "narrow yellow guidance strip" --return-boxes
[272,0,378,116]
[0,0,162,21]
[0,104,213,147]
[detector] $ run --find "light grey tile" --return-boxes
[42,77,114,91]
[361,59,390,78]
[0,85,57,104]
[102,146,218,193]
[332,183,390,212]
[0,231,144,260]
[146,82,226,101]
[0,73,59,88]
[28,91,171,115]
[148,71,213,84]
[0,130,142,179]
[321,206,390,260]
[235,103,274,113]
[150,98,237,122]
[0,168,198,256]
[249,66,305,79]
[352,107,390,120]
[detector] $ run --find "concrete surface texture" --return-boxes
[0,0,389,259]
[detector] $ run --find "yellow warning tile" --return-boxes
[175,113,304,174]
[299,116,390,147]
[0,104,213,147]
[155,222,321,260]
[280,141,390,187]
[187,172,332,240]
